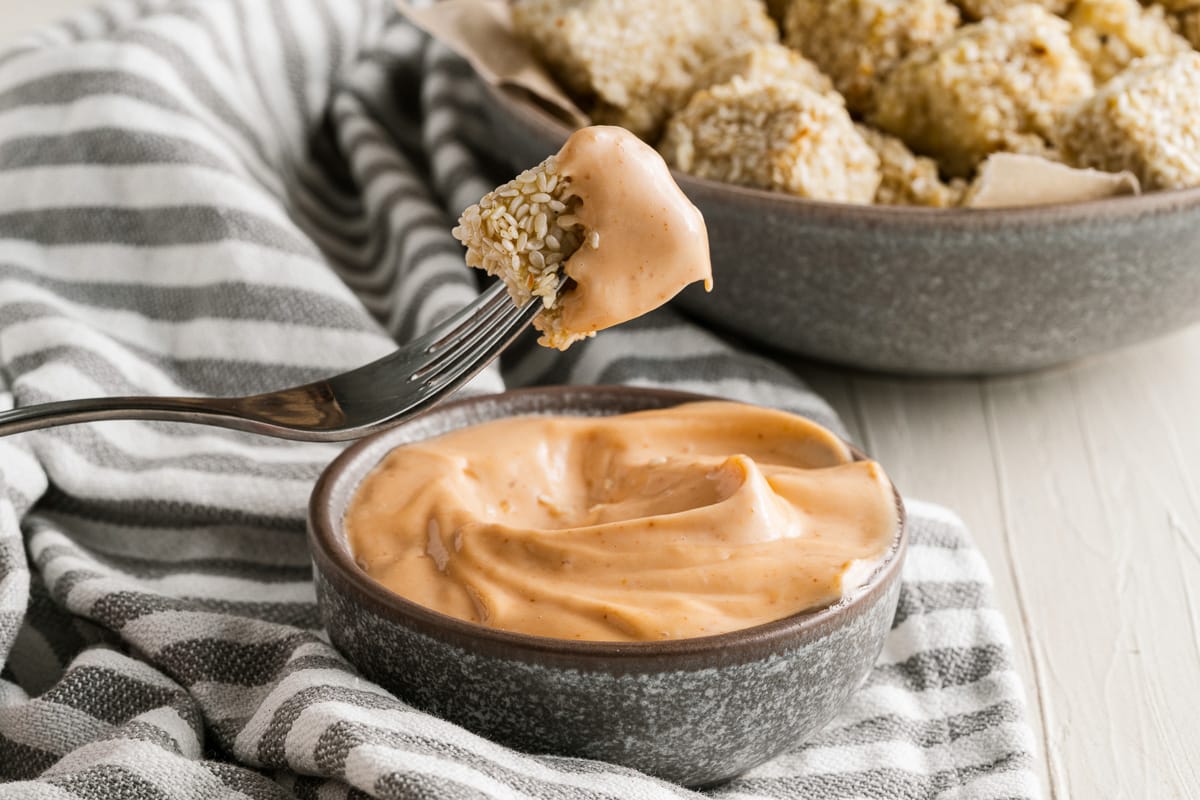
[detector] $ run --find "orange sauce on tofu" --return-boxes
[554,126,712,339]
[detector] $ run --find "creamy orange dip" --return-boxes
[345,402,899,642]
[552,126,712,339]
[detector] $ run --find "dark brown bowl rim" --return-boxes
[308,385,908,663]
[484,81,1200,224]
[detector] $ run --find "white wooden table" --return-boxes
[5,3,1199,797]
[801,326,1200,800]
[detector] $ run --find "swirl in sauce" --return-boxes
[345,402,899,642]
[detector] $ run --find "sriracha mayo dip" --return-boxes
[345,402,899,642]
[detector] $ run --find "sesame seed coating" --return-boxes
[783,0,960,114]
[452,156,588,349]
[856,125,967,206]
[1068,0,1191,83]
[870,4,1094,178]
[512,0,776,140]
[691,42,838,102]
[1057,52,1200,190]
[660,78,881,204]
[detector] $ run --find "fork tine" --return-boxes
[414,295,535,387]
[416,322,528,402]
[418,281,512,353]
[0,277,554,444]
[412,293,530,381]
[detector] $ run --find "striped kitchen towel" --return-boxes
[0,1,1040,797]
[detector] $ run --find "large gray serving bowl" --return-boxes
[480,82,1200,375]
[308,385,908,787]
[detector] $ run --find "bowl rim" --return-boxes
[308,385,908,664]
[482,81,1200,223]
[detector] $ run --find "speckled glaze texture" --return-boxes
[309,387,908,787]
[480,84,1200,375]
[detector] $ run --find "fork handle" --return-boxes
[0,384,347,441]
[0,396,247,436]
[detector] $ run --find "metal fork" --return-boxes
[0,281,546,442]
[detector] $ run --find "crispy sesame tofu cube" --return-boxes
[855,125,966,206]
[783,0,960,114]
[691,42,838,100]
[512,0,777,140]
[1057,53,1200,189]
[660,78,881,203]
[870,4,1094,177]
[1068,0,1191,83]
[452,155,586,349]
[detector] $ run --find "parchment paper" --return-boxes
[964,153,1140,208]
[398,0,589,127]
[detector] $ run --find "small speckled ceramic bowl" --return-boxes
[308,386,907,787]
[480,83,1200,375]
